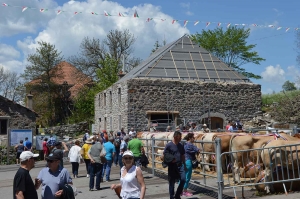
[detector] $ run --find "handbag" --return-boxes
[192,159,199,169]
[100,146,107,164]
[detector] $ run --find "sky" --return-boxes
[0,0,299,94]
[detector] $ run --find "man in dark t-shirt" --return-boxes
[13,151,40,199]
[51,141,69,168]
[164,131,186,199]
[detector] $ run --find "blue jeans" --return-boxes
[84,159,91,174]
[183,160,193,189]
[114,150,120,165]
[102,160,113,181]
[89,163,103,189]
[134,157,141,167]
[169,165,186,199]
[118,154,123,168]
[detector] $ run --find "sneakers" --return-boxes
[86,174,90,178]
[181,191,193,197]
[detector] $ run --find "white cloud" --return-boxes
[185,11,194,16]
[286,65,300,77]
[261,65,285,83]
[0,0,57,37]
[180,3,190,9]
[16,0,189,64]
[0,44,23,72]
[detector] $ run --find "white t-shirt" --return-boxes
[68,145,82,163]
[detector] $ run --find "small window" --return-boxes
[104,117,107,130]
[110,117,113,130]
[118,88,121,105]
[103,93,106,106]
[110,91,112,106]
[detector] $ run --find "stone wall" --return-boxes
[95,78,261,132]
[44,122,89,138]
[0,96,36,130]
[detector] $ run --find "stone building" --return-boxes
[94,35,261,132]
[0,95,37,135]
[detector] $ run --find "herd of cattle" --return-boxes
[137,131,300,194]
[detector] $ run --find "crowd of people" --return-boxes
[13,127,147,199]
[13,124,214,199]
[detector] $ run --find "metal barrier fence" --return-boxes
[141,135,300,199]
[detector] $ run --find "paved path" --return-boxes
[1,161,300,199]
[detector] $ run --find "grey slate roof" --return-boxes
[117,35,250,83]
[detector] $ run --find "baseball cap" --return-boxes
[117,132,121,136]
[122,150,134,157]
[46,153,61,161]
[123,135,130,141]
[20,151,39,162]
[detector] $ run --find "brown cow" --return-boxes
[240,162,262,178]
[260,140,300,193]
[230,133,299,183]
[254,167,300,193]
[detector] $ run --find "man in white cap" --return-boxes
[13,151,40,199]
[201,124,210,133]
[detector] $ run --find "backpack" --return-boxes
[114,137,121,148]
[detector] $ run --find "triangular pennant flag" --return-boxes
[2,3,8,6]
[91,12,98,15]
[277,27,282,30]
[22,6,28,12]
[217,22,221,27]
[252,24,258,27]
[206,22,210,27]
[241,24,246,26]
[296,28,299,31]
[57,10,62,15]
[146,18,153,22]
[286,27,290,32]
[40,9,48,12]
[194,21,199,26]
[268,25,274,28]
[184,20,188,27]
[172,19,178,24]
[227,23,231,28]
[104,11,111,16]
[74,11,81,15]
[119,12,124,17]
[134,10,139,18]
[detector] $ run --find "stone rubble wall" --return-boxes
[95,78,261,132]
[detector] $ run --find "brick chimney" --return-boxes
[26,94,33,110]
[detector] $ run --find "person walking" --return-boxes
[15,140,25,164]
[127,132,144,167]
[111,150,146,199]
[163,131,186,199]
[102,136,116,182]
[51,141,69,168]
[81,138,93,177]
[87,137,106,191]
[182,133,201,197]
[24,137,32,151]
[37,153,73,199]
[119,136,130,168]
[13,151,40,199]
[114,132,121,166]
[42,138,49,161]
[68,140,82,178]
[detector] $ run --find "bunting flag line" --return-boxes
[22,6,28,12]
[184,20,188,27]
[133,10,139,18]
[1,3,300,33]
[104,10,111,16]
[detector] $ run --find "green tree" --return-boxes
[191,27,265,79]
[22,41,63,126]
[282,80,297,91]
[69,55,120,123]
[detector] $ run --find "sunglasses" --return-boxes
[123,157,133,160]
[47,160,55,163]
